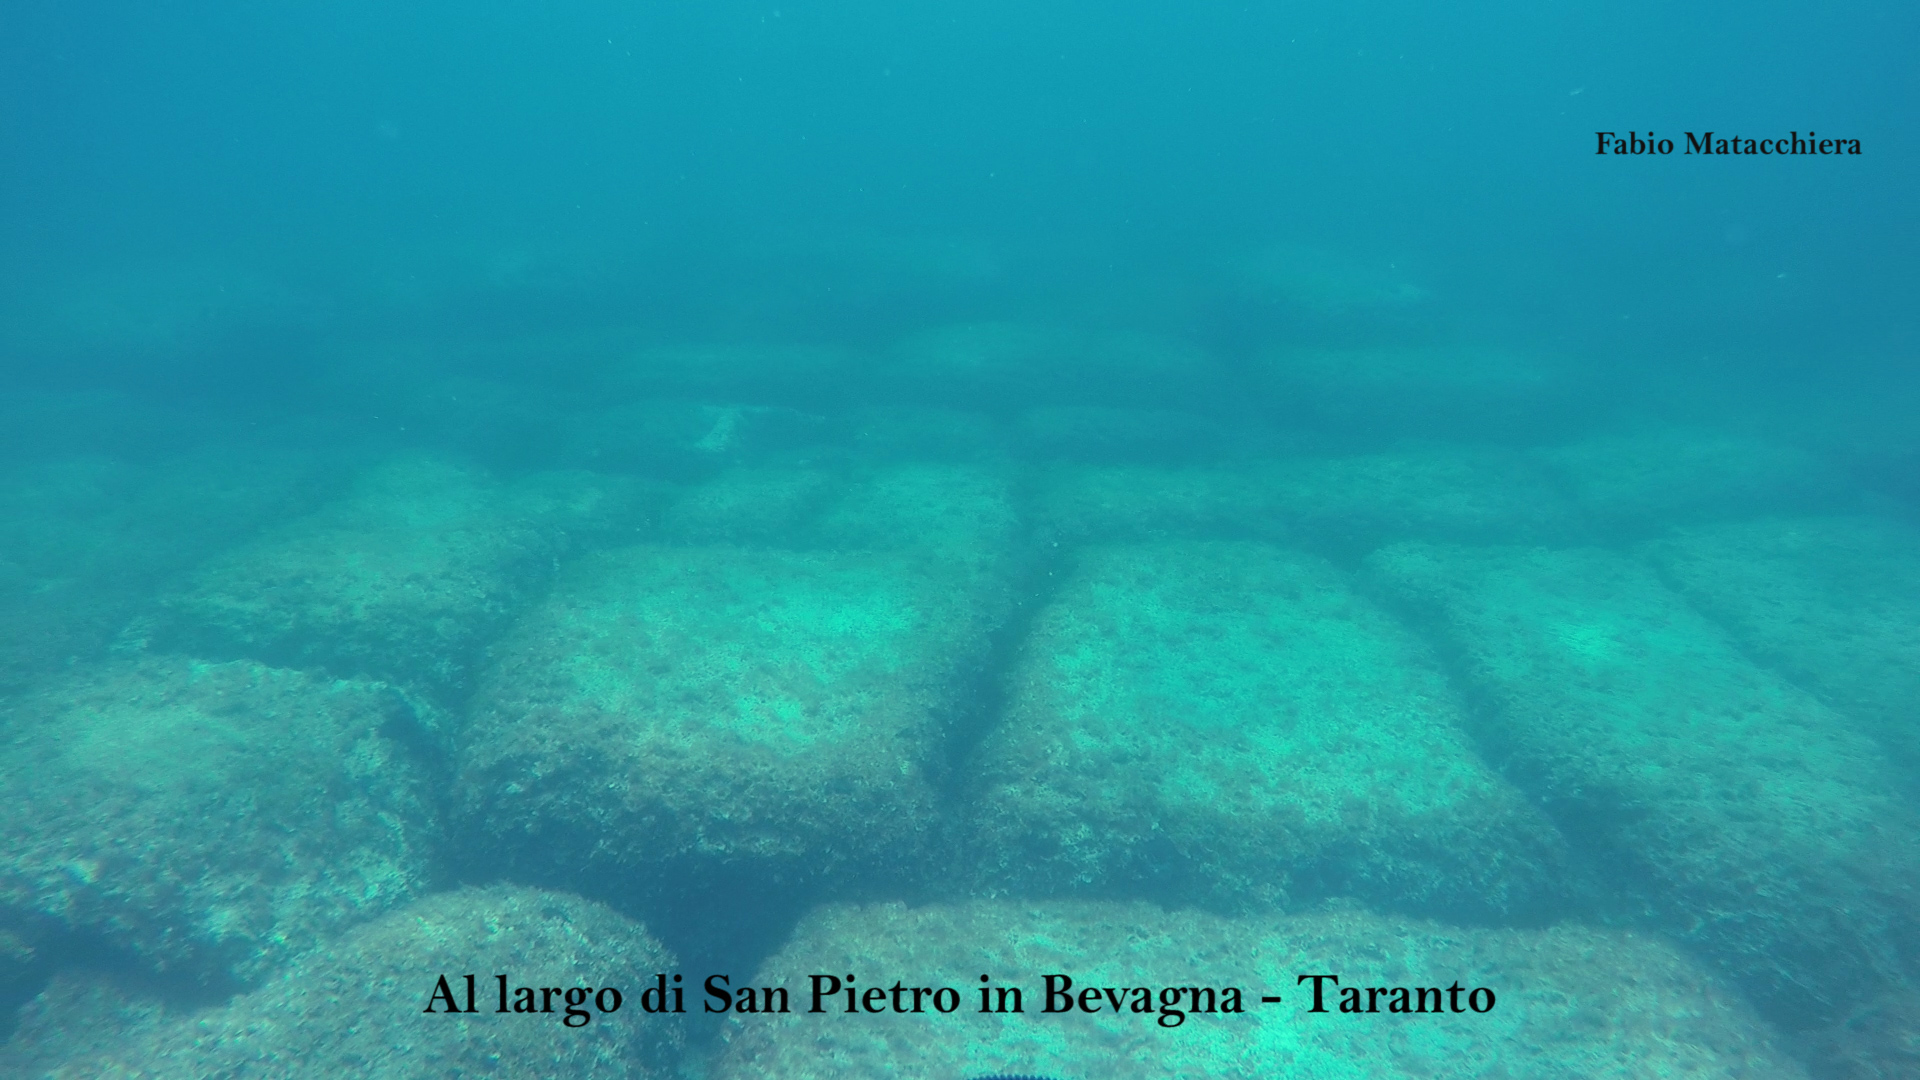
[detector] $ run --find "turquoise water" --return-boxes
[1,1,1915,1077]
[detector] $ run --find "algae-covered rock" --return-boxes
[0,658,437,986]
[1036,462,1291,543]
[559,396,835,476]
[0,450,335,693]
[0,972,172,1078]
[804,462,1023,568]
[457,540,1009,899]
[711,900,1808,1080]
[1,925,44,1042]
[45,886,681,1080]
[1641,515,1920,771]
[1809,985,1920,1080]
[969,542,1568,920]
[1368,542,1920,1026]
[160,455,650,694]
[844,406,1007,460]
[657,465,845,545]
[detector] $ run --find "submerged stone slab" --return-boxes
[1641,515,1920,771]
[0,971,172,1078]
[1368,542,1920,1027]
[46,886,680,1080]
[969,542,1567,920]
[160,455,647,694]
[0,658,436,986]
[1536,430,1852,533]
[804,462,1022,566]
[561,399,815,476]
[711,900,1808,1080]
[844,406,1007,461]
[457,540,1008,897]
[1038,448,1575,551]
[657,465,845,545]
[0,450,334,694]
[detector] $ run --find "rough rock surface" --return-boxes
[969,541,1569,920]
[0,657,437,986]
[711,900,1809,1080]
[1369,542,1920,1027]
[45,886,681,1079]
[1641,514,1920,771]
[457,541,1008,900]
[884,321,1226,409]
[160,455,646,695]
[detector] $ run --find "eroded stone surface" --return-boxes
[0,657,436,986]
[970,541,1568,920]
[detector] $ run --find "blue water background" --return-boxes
[2,0,1913,426]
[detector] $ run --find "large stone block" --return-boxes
[0,658,437,986]
[969,541,1568,920]
[711,900,1808,1080]
[1369,542,1920,1027]
[42,886,680,1079]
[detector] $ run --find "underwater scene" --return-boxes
[1,0,1916,1077]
